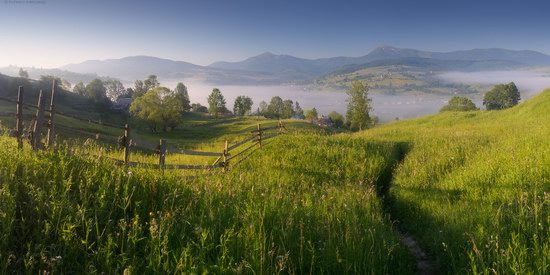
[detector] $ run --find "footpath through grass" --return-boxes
[361,89,550,274]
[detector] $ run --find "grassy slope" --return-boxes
[361,89,550,273]
[0,132,414,274]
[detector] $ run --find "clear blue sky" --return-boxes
[1,0,549,67]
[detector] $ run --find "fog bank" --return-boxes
[438,70,550,98]
[165,81,448,122]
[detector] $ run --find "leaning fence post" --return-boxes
[123,124,130,164]
[223,140,229,172]
[16,86,24,149]
[46,80,56,148]
[159,139,166,169]
[257,123,262,148]
[32,90,46,151]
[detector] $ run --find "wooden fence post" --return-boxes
[32,90,46,151]
[159,139,166,169]
[257,123,262,148]
[223,140,228,172]
[123,124,130,164]
[46,80,56,148]
[16,86,23,149]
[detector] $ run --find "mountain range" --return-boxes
[3,45,550,88]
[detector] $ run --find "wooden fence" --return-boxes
[0,83,286,172]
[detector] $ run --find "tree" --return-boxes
[105,79,126,101]
[134,80,146,98]
[85,79,110,111]
[73,81,86,96]
[328,111,344,127]
[129,87,183,132]
[119,88,134,99]
[483,82,520,110]
[440,96,478,112]
[304,108,318,122]
[282,99,294,119]
[39,75,69,91]
[233,96,253,116]
[207,88,227,118]
[294,101,304,118]
[174,82,191,112]
[345,81,372,131]
[259,101,268,116]
[144,75,160,91]
[267,96,284,118]
[18,68,29,79]
[191,103,208,113]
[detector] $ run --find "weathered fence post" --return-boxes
[159,139,166,169]
[32,90,46,151]
[257,123,262,148]
[223,140,229,172]
[46,80,56,148]
[123,124,130,164]
[16,86,24,149]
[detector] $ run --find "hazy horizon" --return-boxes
[1,0,550,68]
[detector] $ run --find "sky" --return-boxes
[1,0,550,68]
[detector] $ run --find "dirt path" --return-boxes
[377,144,436,274]
[401,232,434,275]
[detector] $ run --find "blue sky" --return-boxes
[1,0,549,67]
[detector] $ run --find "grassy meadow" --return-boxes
[1,83,549,273]
[362,89,550,273]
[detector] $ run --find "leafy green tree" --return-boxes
[134,80,146,98]
[483,82,520,110]
[18,68,29,79]
[73,81,86,96]
[129,87,183,132]
[207,88,227,118]
[85,79,107,102]
[440,96,478,112]
[328,111,344,127]
[144,75,160,91]
[174,82,191,112]
[345,81,372,131]
[191,103,208,113]
[304,108,318,122]
[85,79,110,111]
[119,88,134,98]
[282,99,294,118]
[267,96,284,118]
[105,79,126,101]
[233,96,253,116]
[39,75,69,91]
[294,101,304,118]
[259,101,268,116]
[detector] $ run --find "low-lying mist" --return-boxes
[160,70,550,122]
[163,80,448,122]
[438,70,550,98]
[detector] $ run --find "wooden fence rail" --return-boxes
[1,83,286,172]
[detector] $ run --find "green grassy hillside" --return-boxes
[0,133,414,273]
[361,89,550,273]
[1,73,549,273]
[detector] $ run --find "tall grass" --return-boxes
[362,89,550,274]
[0,133,413,273]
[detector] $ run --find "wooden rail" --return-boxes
[1,84,286,172]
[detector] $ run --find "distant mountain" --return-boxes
[358,45,550,66]
[54,46,550,87]
[209,45,550,77]
[0,66,112,85]
[60,56,204,82]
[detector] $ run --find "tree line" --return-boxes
[439,82,521,112]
